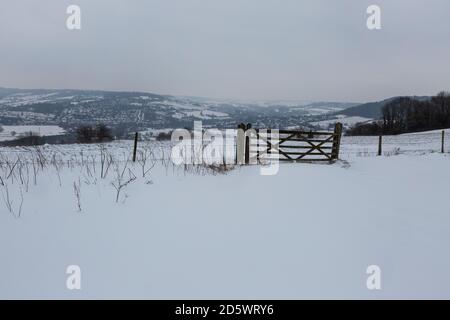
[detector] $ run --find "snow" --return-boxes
[182,110,229,119]
[158,100,203,111]
[301,106,344,115]
[200,110,229,118]
[0,92,76,107]
[403,128,449,135]
[139,128,174,135]
[138,128,175,140]
[0,125,66,141]
[341,129,450,157]
[172,112,184,119]
[0,93,59,107]
[1,131,450,299]
[311,116,373,129]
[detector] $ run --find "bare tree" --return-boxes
[0,183,24,218]
[73,179,82,212]
[96,123,113,142]
[111,160,136,203]
[99,145,113,179]
[137,144,156,178]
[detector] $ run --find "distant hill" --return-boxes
[337,96,431,119]
[0,87,357,134]
[346,94,450,135]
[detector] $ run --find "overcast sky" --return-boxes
[0,0,449,102]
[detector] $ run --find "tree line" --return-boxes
[347,92,450,135]
[76,123,113,143]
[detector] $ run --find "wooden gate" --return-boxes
[240,123,343,164]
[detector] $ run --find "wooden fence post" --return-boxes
[245,135,250,165]
[132,132,138,162]
[256,129,259,164]
[331,122,343,161]
[378,135,382,156]
[244,123,252,165]
[442,130,445,153]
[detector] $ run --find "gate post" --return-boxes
[245,135,250,164]
[244,123,252,164]
[236,123,246,164]
[378,134,382,156]
[132,132,138,162]
[331,122,343,161]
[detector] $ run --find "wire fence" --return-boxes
[0,129,449,164]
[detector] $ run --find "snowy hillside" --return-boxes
[311,115,373,130]
[0,88,357,133]
[0,125,65,142]
[1,130,450,299]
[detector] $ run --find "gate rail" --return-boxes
[237,123,343,164]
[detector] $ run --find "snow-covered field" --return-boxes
[0,125,66,141]
[1,130,450,299]
[311,115,373,130]
[341,129,450,157]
